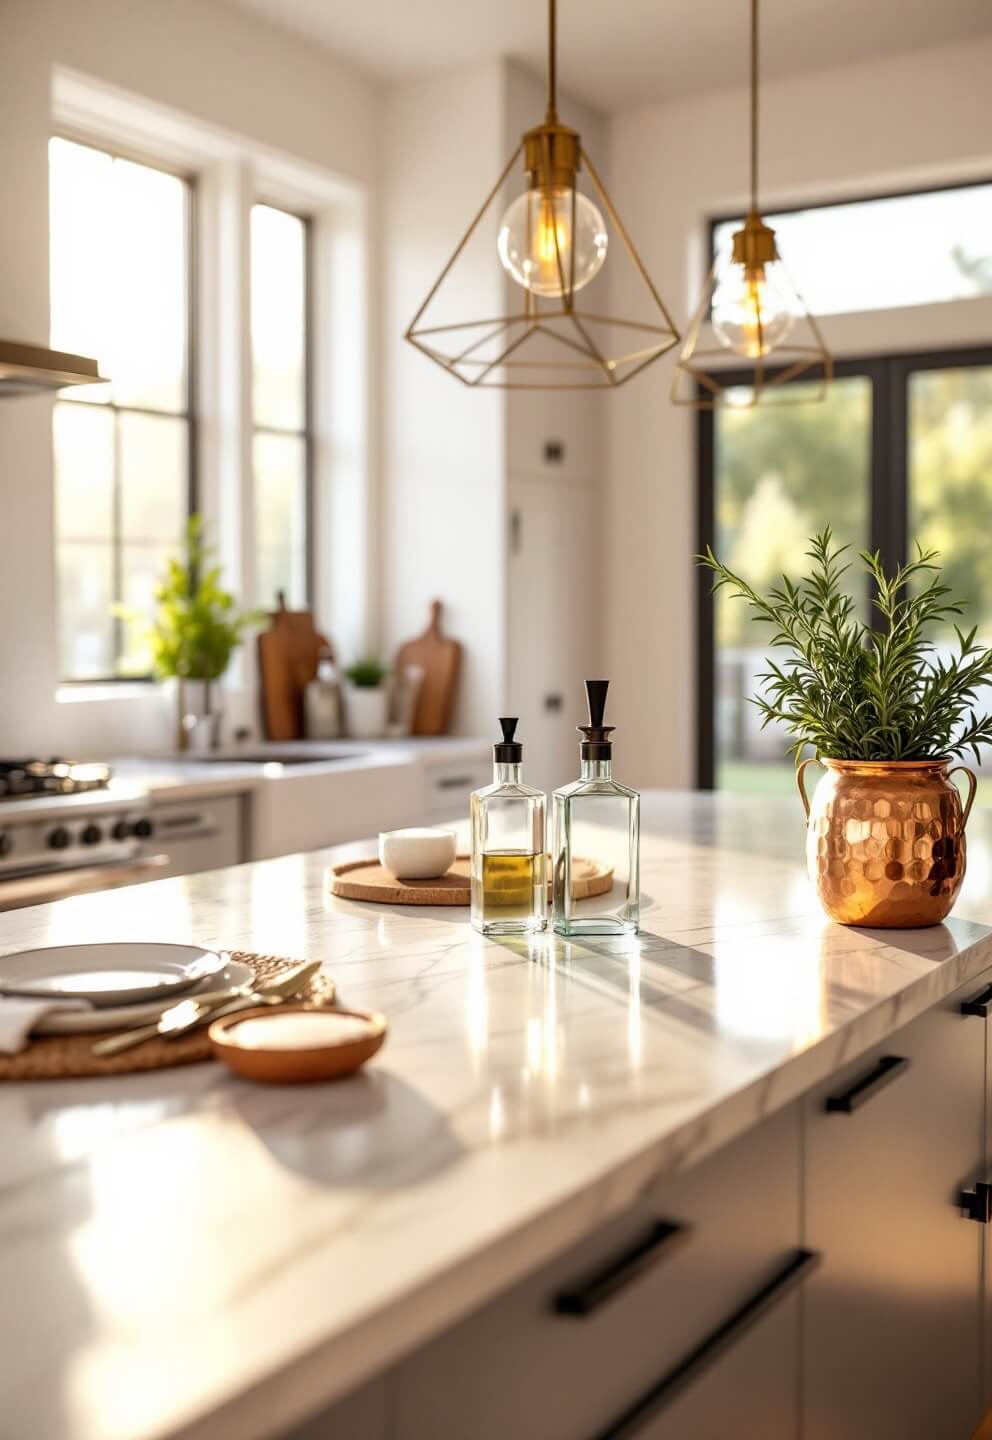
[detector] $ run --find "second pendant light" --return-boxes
[671,0,832,409]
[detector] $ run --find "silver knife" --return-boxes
[92,960,323,1057]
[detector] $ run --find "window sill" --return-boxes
[56,683,162,705]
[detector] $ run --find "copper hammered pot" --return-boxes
[797,757,978,928]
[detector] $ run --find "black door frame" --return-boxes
[695,343,992,789]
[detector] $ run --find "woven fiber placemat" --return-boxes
[0,951,336,1083]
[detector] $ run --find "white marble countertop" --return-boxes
[2,791,992,1440]
[110,737,490,804]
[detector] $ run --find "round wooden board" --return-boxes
[328,854,613,907]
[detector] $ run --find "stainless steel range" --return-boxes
[0,758,113,801]
[0,759,164,910]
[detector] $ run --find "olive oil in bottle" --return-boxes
[471,719,547,936]
[480,850,547,921]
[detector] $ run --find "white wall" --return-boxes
[380,61,508,739]
[606,34,992,788]
[381,58,610,773]
[0,0,378,756]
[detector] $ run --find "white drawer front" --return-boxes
[426,761,492,820]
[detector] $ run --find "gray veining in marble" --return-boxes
[2,790,992,1440]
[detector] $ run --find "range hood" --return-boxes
[0,340,104,397]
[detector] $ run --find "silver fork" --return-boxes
[91,960,322,1057]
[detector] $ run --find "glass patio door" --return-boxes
[906,357,992,792]
[699,346,992,792]
[704,370,873,794]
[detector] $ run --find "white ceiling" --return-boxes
[225,0,992,112]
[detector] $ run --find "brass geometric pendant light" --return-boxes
[405,0,681,390]
[671,0,832,409]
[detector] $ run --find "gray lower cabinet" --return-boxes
[803,972,988,1440]
[980,970,992,1414]
[632,1284,803,1440]
[288,969,992,1440]
[389,1103,802,1440]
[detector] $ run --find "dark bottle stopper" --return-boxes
[494,716,523,763]
[578,680,615,760]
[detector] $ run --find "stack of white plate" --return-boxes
[0,943,253,1035]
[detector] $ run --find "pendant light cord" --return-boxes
[547,0,558,122]
[750,0,759,214]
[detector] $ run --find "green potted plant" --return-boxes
[700,530,991,928]
[342,658,390,739]
[123,517,261,751]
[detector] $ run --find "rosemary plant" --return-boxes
[699,530,992,764]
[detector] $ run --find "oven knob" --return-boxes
[111,819,132,841]
[133,817,154,839]
[0,833,10,858]
[48,826,71,850]
[81,823,103,846]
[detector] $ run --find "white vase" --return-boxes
[344,684,389,739]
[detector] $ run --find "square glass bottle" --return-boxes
[552,681,639,936]
[470,718,547,936]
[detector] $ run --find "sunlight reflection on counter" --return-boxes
[249,854,306,957]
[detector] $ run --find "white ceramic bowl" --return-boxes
[378,828,457,881]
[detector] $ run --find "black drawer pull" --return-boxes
[593,1248,820,1439]
[554,1220,686,1318]
[960,1181,992,1224]
[437,774,474,789]
[825,1054,909,1114]
[961,984,992,1018]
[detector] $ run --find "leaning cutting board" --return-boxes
[395,600,462,735]
[257,597,333,740]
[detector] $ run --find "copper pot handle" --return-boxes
[796,757,823,821]
[949,766,979,829]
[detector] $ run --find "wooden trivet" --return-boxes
[328,854,614,906]
[0,951,336,1083]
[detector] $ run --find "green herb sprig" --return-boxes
[699,529,992,764]
[118,516,262,682]
[344,658,389,689]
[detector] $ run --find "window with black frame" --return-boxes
[49,137,194,682]
[697,187,992,795]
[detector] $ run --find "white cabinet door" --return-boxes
[507,476,601,795]
[804,976,987,1440]
[391,1103,802,1440]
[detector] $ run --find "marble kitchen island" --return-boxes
[3,791,992,1440]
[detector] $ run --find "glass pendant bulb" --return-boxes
[711,259,797,359]
[497,185,607,298]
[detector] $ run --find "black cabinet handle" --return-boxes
[960,1181,992,1224]
[437,775,474,789]
[592,1248,820,1439]
[554,1220,687,1318]
[961,984,992,1018]
[825,1055,909,1114]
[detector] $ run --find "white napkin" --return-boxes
[0,997,92,1054]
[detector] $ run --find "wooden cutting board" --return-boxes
[257,598,332,740]
[395,600,462,735]
[328,854,614,907]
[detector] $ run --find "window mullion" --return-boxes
[112,406,124,673]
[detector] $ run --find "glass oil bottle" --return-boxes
[552,680,640,936]
[470,718,547,935]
